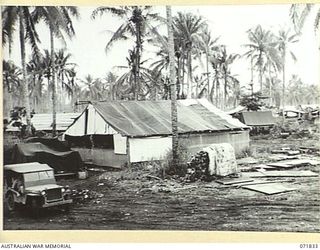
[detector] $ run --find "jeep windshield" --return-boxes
[23,170,56,188]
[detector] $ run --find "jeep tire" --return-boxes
[6,192,15,211]
[27,197,41,218]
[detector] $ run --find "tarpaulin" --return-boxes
[203,143,238,176]
[11,142,83,173]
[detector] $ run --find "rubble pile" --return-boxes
[185,151,211,182]
[71,189,103,204]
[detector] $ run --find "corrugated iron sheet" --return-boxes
[93,99,248,137]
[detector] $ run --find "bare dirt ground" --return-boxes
[3,138,320,232]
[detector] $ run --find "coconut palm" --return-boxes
[290,4,320,34]
[3,60,22,116]
[26,54,47,111]
[79,74,104,101]
[173,12,206,98]
[92,6,161,100]
[55,49,77,110]
[209,55,222,106]
[196,25,219,99]
[114,48,155,100]
[2,6,41,135]
[32,6,80,136]
[243,25,277,93]
[275,28,299,113]
[166,5,178,167]
[216,46,240,109]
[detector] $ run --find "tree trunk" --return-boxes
[282,48,286,119]
[187,51,193,99]
[50,27,57,137]
[268,64,272,106]
[206,52,210,100]
[181,55,185,97]
[259,66,263,93]
[19,9,32,136]
[134,15,142,101]
[177,56,182,97]
[223,73,227,110]
[166,5,178,166]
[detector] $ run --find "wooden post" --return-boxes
[126,136,131,169]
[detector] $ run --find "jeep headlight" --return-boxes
[61,188,65,193]
[41,190,46,196]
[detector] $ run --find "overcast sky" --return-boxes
[3,4,319,92]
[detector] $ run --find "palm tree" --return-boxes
[209,55,222,106]
[216,46,240,109]
[92,6,160,100]
[197,25,219,100]
[243,25,277,93]
[2,6,41,135]
[27,54,46,112]
[275,28,299,114]
[166,6,178,167]
[290,4,320,34]
[55,49,77,110]
[173,12,205,98]
[113,48,155,100]
[3,60,22,117]
[32,6,79,136]
[80,74,104,101]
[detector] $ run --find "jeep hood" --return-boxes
[26,184,62,193]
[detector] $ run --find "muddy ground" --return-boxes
[3,138,320,232]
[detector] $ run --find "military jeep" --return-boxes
[4,162,72,215]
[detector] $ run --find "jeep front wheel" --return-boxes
[6,192,15,211]
[27,197,41,218]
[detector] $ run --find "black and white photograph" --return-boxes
[2,3,320,233]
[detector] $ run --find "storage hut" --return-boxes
[63,99,250,167]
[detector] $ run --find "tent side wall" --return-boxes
[70,147,127,168]
[129,136,172,163]
[128,130,250,163]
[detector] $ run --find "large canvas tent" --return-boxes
[64,99,250,167]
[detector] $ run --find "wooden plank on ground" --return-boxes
[242,183,296,195]
[231,180,284,187]
[242,170,318,178]
[251,164,277,170]
[266,159,314,168]
[216,178,254,185]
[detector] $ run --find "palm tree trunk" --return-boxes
[166,5,178,167]
[282,49,286,119]
[187,51,193,99]
[250,55,254,96]
[177,56,182,97]
[268,64,272,106]
[19,9,32,136]
[224,73,227,110]
[50,27,57,137]
[181,55,185,97]
[259,66,263,93]
[134,18,142,101]
[206,52,210,100]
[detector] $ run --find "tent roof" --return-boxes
[4,162,53,173]
[90,99,248,137]
[241,111,276,126]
